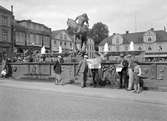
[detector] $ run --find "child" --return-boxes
[133,61,142,93]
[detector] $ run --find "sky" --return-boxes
[1,0,167,35]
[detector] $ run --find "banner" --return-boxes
[86,58,101,69]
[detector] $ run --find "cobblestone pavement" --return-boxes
[0,81,167,121]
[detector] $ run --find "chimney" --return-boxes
[126,30,129,34]
[11,5,13,13]
[150,28,154,31]
[164,26,166,32]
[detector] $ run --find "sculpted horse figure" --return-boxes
[67,13,89,54]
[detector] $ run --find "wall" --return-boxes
[1,62,167,89]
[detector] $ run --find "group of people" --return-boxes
[76,52,106,88]
[72,52,143,93]
[119,54,143,93]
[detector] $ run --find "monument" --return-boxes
[67,13,89,55]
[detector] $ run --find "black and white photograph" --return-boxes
[0,0,167,121]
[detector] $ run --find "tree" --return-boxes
[89,22,109,46]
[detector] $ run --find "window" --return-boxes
[60,34,63,39]
[148,46,152,51]
[125,46,128,51]
[116,38,119,44]
[1,30,8,41]
[116,46,119,51]
[1,15,8,25]
[159,46,162,51]
[60,41,62,46]
[148,37,152,42]
[54,40,56,45]
[138,47,142,50]
[64,35,67,40]
[64,42,66,46]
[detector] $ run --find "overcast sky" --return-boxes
[1,0,167,35]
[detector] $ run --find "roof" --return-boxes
[99,35,113,46]
[16,20,51,30]
[0,5,12,14]
[122,31,144,44]
[99,29,167,46]
[52,29,67,36]
[52,29,74,41]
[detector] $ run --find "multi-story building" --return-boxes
[99,28,167,62]
[14,20,51,53]
[52,30,73,53]
[0,5,14,61]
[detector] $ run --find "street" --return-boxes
[0,86,167,121]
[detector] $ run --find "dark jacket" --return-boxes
[53,60,62,74]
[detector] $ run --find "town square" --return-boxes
[0,0,167,121]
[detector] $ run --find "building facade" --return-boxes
[0,5,14,61]
[52,30,95,58]
[99,28,167,62]
[14,20,51,53]
[52,30,73,53]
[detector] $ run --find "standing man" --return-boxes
[77,54,89,88]
[119,54,129,89]
[126,54,135,91]
[53,56,62,85]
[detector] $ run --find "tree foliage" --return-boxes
[88,22,109,46]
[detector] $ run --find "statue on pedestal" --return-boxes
[67,13,89,55]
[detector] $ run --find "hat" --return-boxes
[84,54,88,58]
[58,55,61,58]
